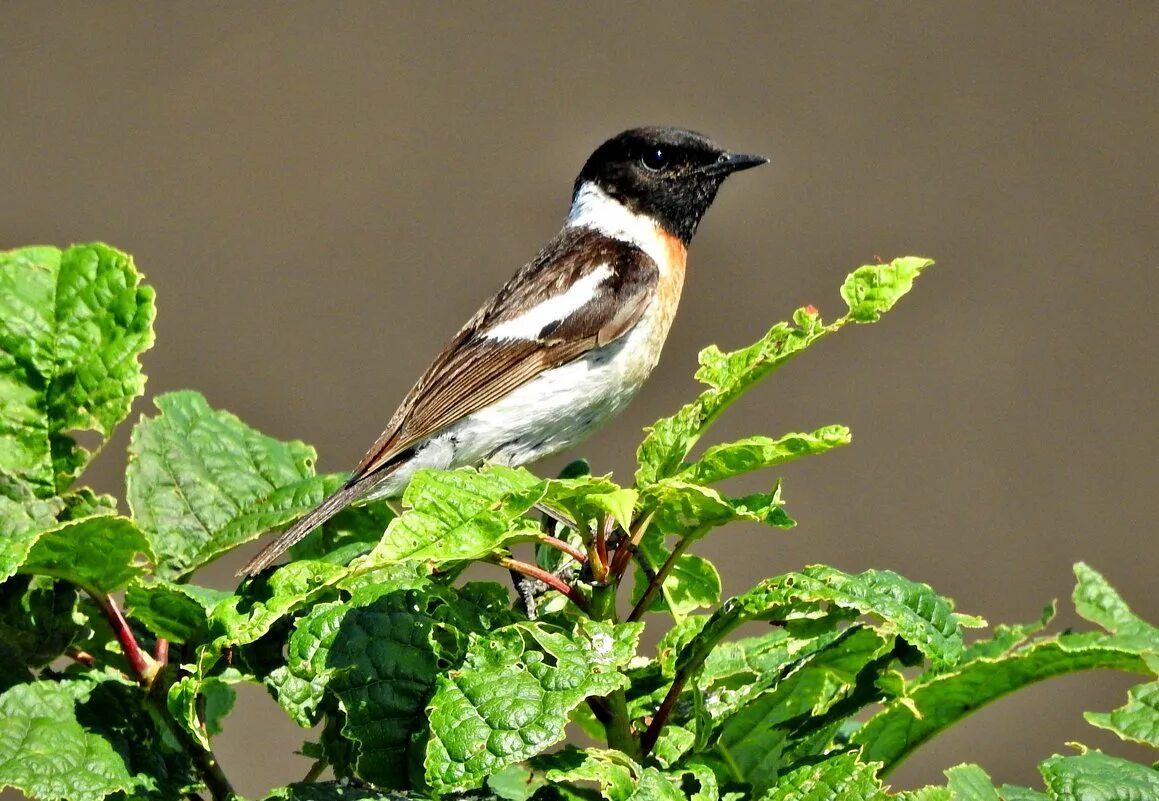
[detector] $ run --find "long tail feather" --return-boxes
[238,480,371,577]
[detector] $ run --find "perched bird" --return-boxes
[239,127,766,576]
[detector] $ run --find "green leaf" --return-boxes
[638,552,722,620]
[0,244,154,495]
[840,257,933,322]
[125,579,231,643]
[679,426,851,485]
[0,575,84,669]
[756,752,886,801]
[126,390,336,579]
[645,480,794,541]
[271,580,505,787]
[366,465,543,565]
[289,499,396,564]
[1071,563,1159,652]
[944,764,1001,800]
[636,305,832,485]
[264,783,442,800]
[0,678,144,801]
[423,619,641,794]
[1038,750,1159,800]
[695,627,892,793]
[539,747,643,800]
[961,602,1055,662]
[20,515,152,594]
[539,475,638,533]
[1084,680,1159,748]
[685,566,977,673]
[0,492,63,583]
[636,257,932,485]
[854,636,1151,773]
[213,559,353,647]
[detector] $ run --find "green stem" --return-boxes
[588,581,642,760]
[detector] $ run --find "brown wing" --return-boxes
[349,228,658,481]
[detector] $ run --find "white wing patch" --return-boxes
[481,262,614,341]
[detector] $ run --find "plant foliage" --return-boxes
[0,243,1154,801]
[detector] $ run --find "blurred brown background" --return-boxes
[2,3,1156,798]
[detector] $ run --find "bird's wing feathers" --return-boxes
[350,228,659,481]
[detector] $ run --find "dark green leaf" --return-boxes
[0,243,155,495]
[125,579,231,643]
[0,575,83,668]
[271,580,504,787]
[423,620,641,794]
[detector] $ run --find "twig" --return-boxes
[626,535,694,623]
[492,556,589,613]
[609,510,655,578]
[94,591,160,686]
[538,534,587,564]
[66,648,96,667]
[301,759,327,783]
[154,637,170,667]
[91,590,236,799]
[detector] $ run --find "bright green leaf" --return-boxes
[20,515,152,594]
[423,619,641,794]
[0,679,143,801]
[1084,680,1159,748]
[685,566,976,674]
[0,244,155,495]
[126,390,333,579]
[0,492,63,582]
[646,480,794,540]
[539,747,643,800]
[637,258,931,485]
[365,465,543,565]
[945,764,1001,800]
[757,752,886,801]
[1039,750,1159,801]
[840,257,934,322]
[680,426,851,485]
[636,305,832,485]
[855,636,1151,773]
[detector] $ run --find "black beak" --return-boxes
[702,151,769,176]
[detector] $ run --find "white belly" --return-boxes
[367,299,672,498]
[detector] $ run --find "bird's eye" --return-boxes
[640,147,669,171]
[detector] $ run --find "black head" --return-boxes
[574,126,767,244]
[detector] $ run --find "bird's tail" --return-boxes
[237,479,371,577]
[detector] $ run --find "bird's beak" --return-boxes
[699,151,770,176]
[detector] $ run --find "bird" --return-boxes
[239,126,767,577]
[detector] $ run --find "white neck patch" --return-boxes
[566,181,670,270]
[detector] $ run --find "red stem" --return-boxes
[96,592,159,684]
[494,556,589,613]
[539,534,587,564]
